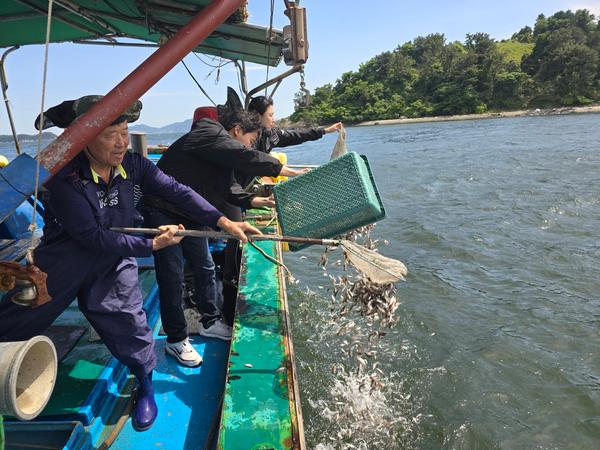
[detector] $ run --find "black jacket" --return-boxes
[148,119,282,221]
[235,126,326,188]
[254,126,326,154]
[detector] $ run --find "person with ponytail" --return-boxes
[248,95,342,155]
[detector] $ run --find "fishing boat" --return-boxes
[0,1,309,448]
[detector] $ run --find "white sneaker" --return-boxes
[199,320,232,341]
[165,338,203,367]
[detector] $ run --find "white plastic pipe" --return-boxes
[0,336,57,420]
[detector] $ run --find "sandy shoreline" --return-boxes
[355,105,600,127]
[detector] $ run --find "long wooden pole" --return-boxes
[110,227,340,246]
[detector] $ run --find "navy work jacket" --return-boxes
[37,152,223,259]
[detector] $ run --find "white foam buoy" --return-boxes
[0,336,57,420]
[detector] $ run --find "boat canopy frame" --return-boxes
[0,0,284,67]
[0,0,310,224]
[0,46,21,155]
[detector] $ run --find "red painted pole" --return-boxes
[38,0,243,175]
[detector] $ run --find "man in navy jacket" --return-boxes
[0,96,259,431]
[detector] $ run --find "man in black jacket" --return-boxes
[143,109,304,366]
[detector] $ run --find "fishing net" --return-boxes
[329,126,348,160]
[311,224,410,448]
[340,240,407,284]
[321,225,404,328]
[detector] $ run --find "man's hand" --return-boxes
[250,195,276,208]
[324,122,343,133]
[279,165,310,177]
[152,224,184,251]
[217,217,262,243]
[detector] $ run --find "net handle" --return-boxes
[110,227,340,246]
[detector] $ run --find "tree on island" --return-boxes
[0,132,57,143]
[291,9,600,125]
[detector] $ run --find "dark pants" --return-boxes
[222,239,242,325]
[0,254,155,379]
[143,207,220,342]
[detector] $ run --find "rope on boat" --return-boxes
[28,0,55,262]
[256,214,276,230]
[248,240,295,283]
[180,58,216,105]
[264,0,275,94]
[246,210,296,281]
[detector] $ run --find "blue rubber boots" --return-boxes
[132,371,157,431]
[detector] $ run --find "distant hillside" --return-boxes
[291,9,600,124]
[0,132,57,143]
[129,119,192,134]
[497,41,534,65]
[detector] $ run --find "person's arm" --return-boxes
[46,177,155,257]
[138,157,261,241]
[324,123,343,134]
[279,166,310,177]
[273,127,324,148]
[139,156,224,227]
[153,225,185,251]
[215,216,262,243]
[250,196,276,208]
[228,178,256,208]
[227,180,275,209]
[273,123,343,148]
[186,134,283,177]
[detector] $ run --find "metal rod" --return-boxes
[66,7,283,49]
[74,40,160,48]
[244,64,302,108]
[0,11,41,23]
[144,2,198,16]
[14,0,117,43]
[269,79,283,98]
[233,60,248,96]
[241,60,248,95]
[37,0,245,177]
[53,0,120,34]
[110,227,340,246]
[0,46,22,154]
[76,32,280,66]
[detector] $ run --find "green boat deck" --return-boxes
[218,221,305,449]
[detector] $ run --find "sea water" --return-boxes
[285,114,600,449]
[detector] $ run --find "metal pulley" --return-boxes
[10,249,41,306]
[0,260,51,307]
[295,69,310,108]
[11,279,39,306]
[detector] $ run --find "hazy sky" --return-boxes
[0,0,598,135]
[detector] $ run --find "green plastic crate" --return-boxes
[273,152,385,250]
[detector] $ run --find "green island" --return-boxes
[0,132,56,143]
[289,9,600,125]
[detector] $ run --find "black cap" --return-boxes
[35,95,142,130]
